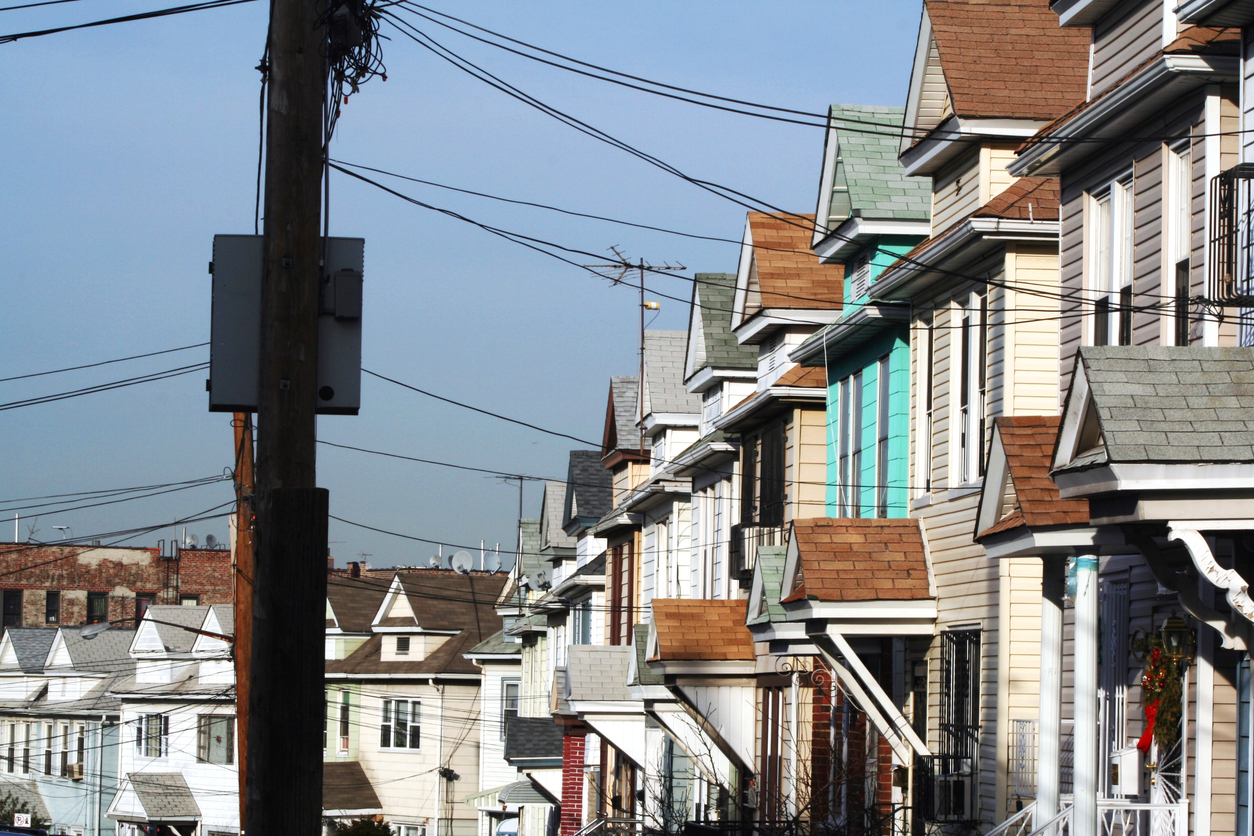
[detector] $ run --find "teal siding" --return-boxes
[844,237,918,307]
[823,326,910,518]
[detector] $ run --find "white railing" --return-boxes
[986,802,1037,836]
[571,817,645,836]
[1024,799,1188,836]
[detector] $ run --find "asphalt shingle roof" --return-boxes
[566,645,633,701]
[503,715,564,762]
[784,518,933,604]
[630,623,662,687]
[651,600,754,662]
[979,416,1089,539]
[327,576,391,633]
[518,519,542,577]
[565,450,612,526]
[643,331,702,417]
[323,761,382,812]
[925,0,1090,122]
[466,629,518,657]
[540,482,576,551]
[830,105,930,221]
[145,606,207,653]
[0,778,49,822]
[689,273,757,376]
[748,545,788,627]
[63,626,137,672]
[747,213,844,309]
[128,772,202,820]
[5,629,56,673]
[1061,346,1254,468]
[605,376,642,454]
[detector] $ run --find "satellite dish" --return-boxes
[451,550,473,574]
[205,534,220,550]
[485,552,501,573]
[184,534,198,548]
[429,556,442,569]
[535,570,551,591]
[518,575,531,590]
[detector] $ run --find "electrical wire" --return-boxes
[0,475,229,517]
[0,362,208,412]
[0,343,207,384]
[0,0,257,44]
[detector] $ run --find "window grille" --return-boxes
[935,630,980,822]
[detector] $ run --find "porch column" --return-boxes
[1073,555,1100,836]
[1035,555,1065,832]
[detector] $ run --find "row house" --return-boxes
[0,626,134,836]
[322,571,508,836]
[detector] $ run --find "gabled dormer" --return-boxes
[538,481,576,566]
[683,273,757,436]
[731,213,844,353]
[370,575,455,662]
[640,330,701,474]
[899,0,1089,195]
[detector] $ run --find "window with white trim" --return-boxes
[338,690,350,752]
[380,699,421,750]
[1091,179,1134,346]
[837,370,863,517]
[501,680,519,741]
[957,293,988,484]
[918,315,934,494]
[1167,144,1192,346]
[197,715,235,764]
[135,714,167,758]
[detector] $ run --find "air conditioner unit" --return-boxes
[67,762,83,781]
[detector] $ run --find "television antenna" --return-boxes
[584,247,685,454]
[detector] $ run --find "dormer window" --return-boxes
[396,636,410,656]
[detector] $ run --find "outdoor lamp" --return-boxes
[1159,615,1195,663]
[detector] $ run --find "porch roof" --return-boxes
[649,599,754,663]
[783,518,933,604]
[977,415,1089,540]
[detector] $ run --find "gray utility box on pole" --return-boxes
[208,234,363,414]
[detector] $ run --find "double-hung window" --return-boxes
[875,354,891,518]
[918,315,935,494]
[135,714,167,758]
[501,681,519,741]
[958,293,988,484]
[1092,179,1134,346]
[42,724,52,775]
[197,715,235,764]
[837,371,863,517]
[338,691,351,752]
[380,699,421,750]
[5,723,14,773]
[1167,145,1192,345]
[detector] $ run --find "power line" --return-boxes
[0,0,92,13]
[0,0,257,43]
[0,475,229,518]
[0,344,207,385]
[0,362,207,412]
[0,474,227,507]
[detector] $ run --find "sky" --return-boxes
[1,0,921,569]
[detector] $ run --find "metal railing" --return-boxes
[1023,799,1188,836]
[729,523,788,580]
[574,818,647,836]
[1209,163,1254,305]
[985,803,1037,836]
[1008,720,1039,809]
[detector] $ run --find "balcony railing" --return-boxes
[1209,163,1254,305]
[1024,799,1187,836]
[729,523,788,582]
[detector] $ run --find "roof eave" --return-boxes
[814,217,932,263]
[1175,0,1254,25]
[733,309,843,345]
[790,303,910,366]
[648,659,756,677]
[872,218,1060,300]
[1012,53,1240,177]
[711,387,826,432]
[979,524,1123,559]
[683,365,756,394]
[1052,0,1123,25]
[901,117,1048,177]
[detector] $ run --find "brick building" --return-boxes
[0,544,232,629]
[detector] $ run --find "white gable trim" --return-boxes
[732,216,755,327]
[976,426,1013,539]
[901,7,936,157]
[369,575,410,627]
[1054,359,1093,470]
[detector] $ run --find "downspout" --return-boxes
[436,683,445,834]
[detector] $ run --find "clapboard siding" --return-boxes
[792,407,828,521]
[917,29,954,134]
[1089,0,1164,100]
[932,151,982,236]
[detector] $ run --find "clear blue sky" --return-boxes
[1,0,921,568]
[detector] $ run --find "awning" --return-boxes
[323,760,383,818]
[499,779,558,806]
[107,773,201,824]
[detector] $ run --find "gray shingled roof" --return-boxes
[747,546,788,626]
[643,331,702,418]
[0,777,49,822]
[500,779,558,806]
[466,629,519,657]
[128,772,202,820]
[1061,346,1254,470]
[564,449,612,529]
[145,605,208,653]
[540,482,576,551]
[608,376,641,452]
[566,645,633,701]
[5,629,56,673]
[503,715,564,763]
[829,105,930,221]
[518,519,541,577]
[688,273,758,378]
[630,623,662,687]
[551,667,572,714]
[63,626,137,672]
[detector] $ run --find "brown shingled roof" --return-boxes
[979,416,1089,539]
[927,0,1090,121]
[651,599,754,662]
[973,177,1060,221]
[783,518,932,604]
[746,213,843,309]
[1020,26,1240,151]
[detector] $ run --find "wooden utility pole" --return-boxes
[231,413,254,828]
[247,0,329,831]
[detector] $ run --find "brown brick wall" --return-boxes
[0,545,232,627]
[560,732,586,836]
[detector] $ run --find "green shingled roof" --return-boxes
[690,273,757,375]
[829,105,930,221]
